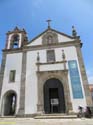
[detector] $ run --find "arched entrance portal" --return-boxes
[2,91,17,116]
[44,78,66,114]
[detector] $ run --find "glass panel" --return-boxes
[47,50,55,62]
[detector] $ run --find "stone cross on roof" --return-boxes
[46,19,52,28]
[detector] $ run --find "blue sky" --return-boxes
[0,0,93,83]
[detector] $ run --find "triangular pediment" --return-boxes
[26,28,75,47]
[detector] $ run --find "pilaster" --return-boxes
[0,52,6,97]
[0,52,7,116]
[17,51,27,116]
[76,45,93,106]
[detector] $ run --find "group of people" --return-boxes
[77,106,92,118]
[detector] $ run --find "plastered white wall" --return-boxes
[40,64,64,71]
[27,32,74,47]
[58,34,74,43]
[0,53,22,115]
[25,51,37,114]
[28,37,42,46]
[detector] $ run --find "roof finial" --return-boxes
[72,25,77,37]
[37,52,40,62]
[46,19,52,28]
[62,50,66,60]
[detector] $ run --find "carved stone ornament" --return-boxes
[42,30,58,45]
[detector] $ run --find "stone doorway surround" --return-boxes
[36,70,72,114]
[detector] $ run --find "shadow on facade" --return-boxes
[1,90,17,116]
[44,78,66,114]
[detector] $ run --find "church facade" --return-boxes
[0,24,92,116]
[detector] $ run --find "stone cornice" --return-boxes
[2,40,82,54]
[36,69,68,74]
[36,60,67,65]
[6,27,27,35]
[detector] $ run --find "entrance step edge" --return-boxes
[34,114,77,119]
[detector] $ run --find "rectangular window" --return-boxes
[47,50,55,62]
[68,60,83,99]
[9,70,16,82]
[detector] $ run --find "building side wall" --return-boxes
[0,28,90,115]
[0,53,22,115]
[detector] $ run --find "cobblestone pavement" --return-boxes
[0,118,93,125]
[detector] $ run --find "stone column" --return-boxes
[63,71,73,114]
[17,51,27,116]
[76,45,93,106]
[36,72,44,114]
[0,52,6,96]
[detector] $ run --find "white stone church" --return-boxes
[0,23,92,116]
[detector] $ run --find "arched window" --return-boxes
[11,35,19,49]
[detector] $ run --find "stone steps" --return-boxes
[0,114,78,119]
[34,114,77,119]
